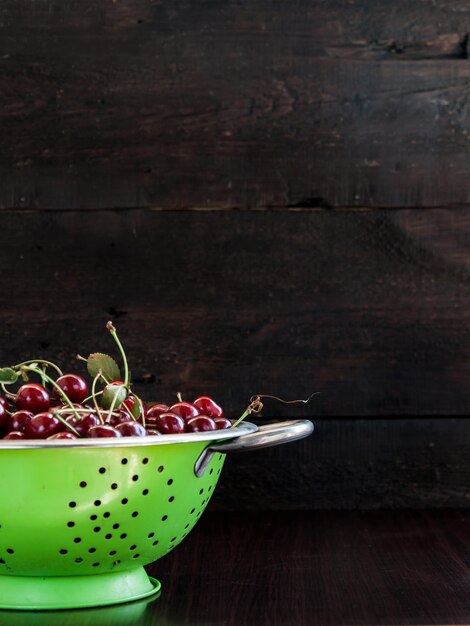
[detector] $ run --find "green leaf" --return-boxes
[87,353,121,382]
[101,384,127,410]
[0,367,19,385]
[130,396,142,419]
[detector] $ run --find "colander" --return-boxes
[0,418,313,611]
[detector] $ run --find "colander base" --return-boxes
[0,568,161,610]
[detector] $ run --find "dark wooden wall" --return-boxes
[0,0,469,508]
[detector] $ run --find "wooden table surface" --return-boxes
[0,510,468,626]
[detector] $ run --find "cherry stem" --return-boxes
[91,371,104,424]
[0,383,16,400]
[176,392,183,402]
[231,396,264,428]
[13,359,64,377]
[83,389,104,404]
[22,366,81,436]
[106,322,129,388]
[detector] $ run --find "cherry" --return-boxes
[3,431,25,440]
[146,429,161,436]
[54,374,89,404]
[147,404,170,418]
[122,395,148,419]
[106,410,130,427]
[48,431,78,440]
[6,410,33,433]
[214,416,232,430]
[116,421,147,437]
[193,396,223,418]
[87,425,122,438]
[186,415,217,433]
[0,397,8,410]
[66,413,101,436]
[0,402,8,433]
[15,383,50,413]
[153,412,185,435]
[169,402,200,421]
[25,412,62,439]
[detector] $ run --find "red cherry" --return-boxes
[153,412,185,435]
[116,421,147,437]
[186,415,217,433]
[25,412,62,439]
[54,375,89,404]
[87,425,122,438]
[106,410,130,427]
[146,429,161,436]
[48,431,78,440]
[193,396,223,418]
[147,404,170,418]
[66,413,101,436]
[169,402,200,421]
[0,402,8,433]
[214,416,232,430]
[3,431,25,440]
[15,383,50,413]
[6,410,33,433]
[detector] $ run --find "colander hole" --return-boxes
[202,500,206,505]
[132,511,139,518]
[148,532,155,538]
[68,501,77,508]
[94,500,101,507]
[111,483,118,490]
[6,549,13,554]
[132,475,139,482]
[99,467,106,474]
[170,537,176,542]
[184,524,189,529]
[67,521,75,528]
[168,496,175,503]
[190,508,195,514]
[162,515,168,522]
[158,465,164,473]
[142,489,149,496]
[89,548,96,554]
[130,545,137,550]
[167,479,173,485]
[59,549,68,555]
[152,540,159,546]
[0,559,5,565]
[113,523,120,529]
[79,481,87,488]
[105,534,113,540]
[121,498,128,505]
[121,459,128,465]
[109,550,117,556]
[113,560,121,566]
[73,538,82,544]
[90,514,98,521]
[120,533,127,539]
[133,553,140,559]
[93,527,101,533]
[92,562,100,567]
[75,558,83,564]
[103,512,110,518]
[218,454,223,460]
[142,458,149,464]
[209,468,213,475]
[199,489,204,495]
[217,469,221,475]
[208,486,212,492]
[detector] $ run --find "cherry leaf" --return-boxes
[130,397,142,419]
[87,353,121,382]
[0,367,19,385]
[102,384,127,410]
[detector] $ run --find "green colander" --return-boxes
[0,419,313,611]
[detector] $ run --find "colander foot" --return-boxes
[0,568,160,610]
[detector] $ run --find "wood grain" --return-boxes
[2,1,470,209]
[1,208,470,418]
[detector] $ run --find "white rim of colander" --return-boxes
[0,421,258,449]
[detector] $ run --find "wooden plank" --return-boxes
[213,418,470,510]
[2,1,470,209]
[1,208,470,418]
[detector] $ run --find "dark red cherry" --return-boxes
[169,402,200,421]
[106,410,130,427]
[116,421,147,437]
[146,429,161,436]
[15,383,50,413]
[48,431,78,440]
[7,410,33,433]
[25,412,62,439]
[193,396,223,418]
[214,416,232,430]
[0,402,8,432]
[54,374,89,404]
[186,415,217,433]
[147,404,170,418]
[153,412,185,435]
[3,431,25,440]
[66,413,101,436]
[87,425,122,438]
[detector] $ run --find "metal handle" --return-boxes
[194,419,314,477]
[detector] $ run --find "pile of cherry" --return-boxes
[0,375,231,440]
